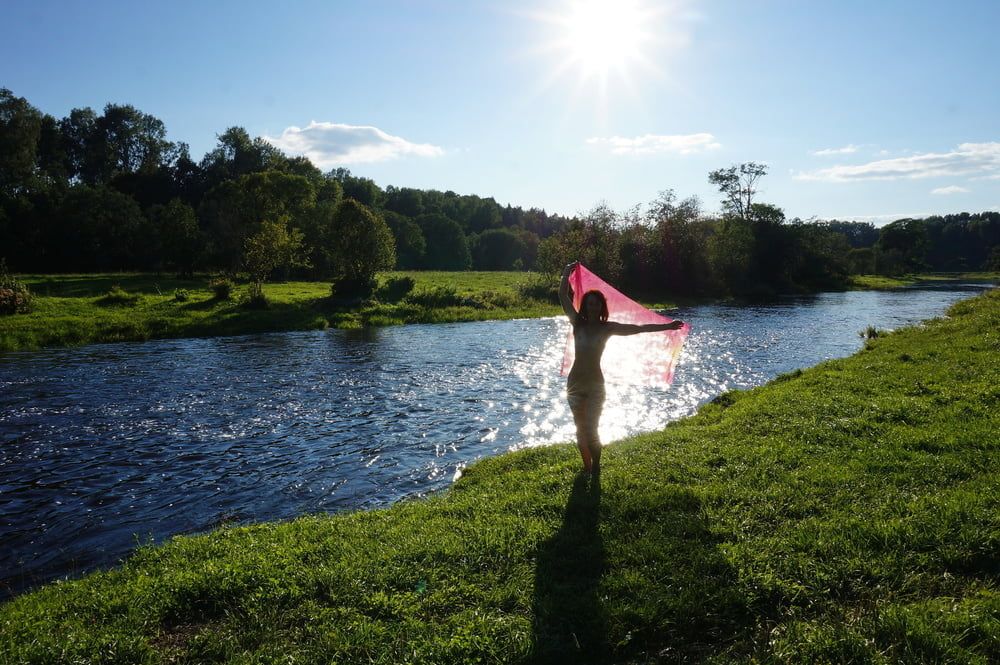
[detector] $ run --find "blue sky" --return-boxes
[3,0,999,223]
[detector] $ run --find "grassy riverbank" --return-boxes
[849,272,1000,290]
[2,290,998,663]
[0,272,562,352]
[4,271,995,353]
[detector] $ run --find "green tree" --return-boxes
[646,190,710,295]
[94,103,175,180]
[416,213,471,270]
[384,186,425,217]
[0,88,43,195]
[536,203,622,282]
[199,171,316,270]
[708,162,767,221]
[876,218,929,274]
[383,210,426,269]
[243,217,309,302]
[472,228,528,270]
[330,199,396,294]
[51,185,145,271]
[329,168,382,208]
[150,199,203,276]
[58,107,99,182]
[200,127,284,188]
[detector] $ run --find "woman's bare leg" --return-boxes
[588,393,604,474]
[570,401,593,472]
[589,434,601,474]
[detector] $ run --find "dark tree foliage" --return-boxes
[416,213,471,270]
[150,199,202,276]
[876,218,930,274]
[384,186,425,217]
[0,89,44,195]
[49,185,147,271]
[383,210,427,270]
[199,171,316,270]
[330,199,395,292]
[472,228,530,270]
[821,220,880,248]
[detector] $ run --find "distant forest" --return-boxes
[2,88,998,296]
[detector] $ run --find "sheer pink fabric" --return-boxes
[561,264,690,386]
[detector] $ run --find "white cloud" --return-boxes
[795,142,1000,182]
[586,133,721,155]
[811,144,859,156]
[263,121,444,167]
[930,185,970,195]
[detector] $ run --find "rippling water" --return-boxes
[0,284,990,594]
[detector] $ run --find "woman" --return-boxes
[560,261,684,474]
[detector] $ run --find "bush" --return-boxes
[0,260,32,315]
[517,275,559,303]
[242,290,269,309]
[209,277,233,300]
[859,325,881,340]
[376,276,415,303]
[99,285,141,307]
[173,289,190,302]
[404,286,465,308]
[331,277,377,299]
[466,290,518,309]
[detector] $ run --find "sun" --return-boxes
[530,0,663,86]
[561,0,649,78]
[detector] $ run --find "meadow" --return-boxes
[1,287,997,663]
[4,271,995,354]
[0,272,562,353]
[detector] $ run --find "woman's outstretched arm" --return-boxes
[559,262,578,319]
[606,321,684,336]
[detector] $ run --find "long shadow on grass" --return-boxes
[532,474,752,663]
[531,472,607,663]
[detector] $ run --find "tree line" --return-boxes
[2,88,998,299]
[0,88,568,289]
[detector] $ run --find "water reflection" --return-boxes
[0,285,989,593]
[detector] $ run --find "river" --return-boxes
[0,283,991,595]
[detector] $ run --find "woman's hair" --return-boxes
[577,289,609,324]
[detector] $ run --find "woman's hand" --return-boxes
[559,262,579,318]
[667,320,684,330]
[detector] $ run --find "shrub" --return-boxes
[404,286,465,308]
[209,277,234,300]
[376,276,416,303]
[0,260,32,315]
[99,285,141,307]
[466,290,518,309]
[242,290,269,309]
[173,289,190,302]
[331,277,377,300]
[859,325,881,340]
[517,275,559,303]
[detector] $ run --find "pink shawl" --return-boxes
[561,264,690,386]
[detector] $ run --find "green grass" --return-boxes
[850,272,1000,290]
[0,272,562,352]
[2,289,998,663]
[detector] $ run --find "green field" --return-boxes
[2,288,997,663]
[849,272,1000,290]
[0,272,562,352]
[5,272,996,354]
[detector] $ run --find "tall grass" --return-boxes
[1,289,998,663]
